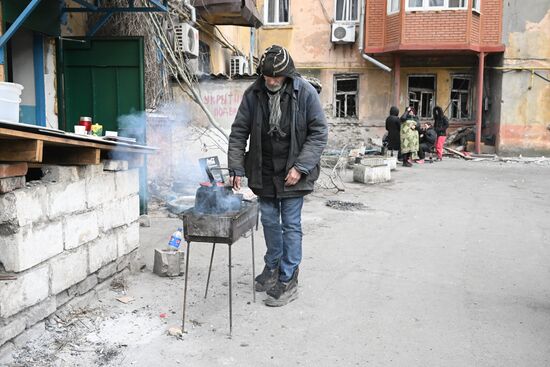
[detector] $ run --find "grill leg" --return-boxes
[182,241,191,333]
[204,243,216,299]
[251,229,256,303]
[228,244,233,336]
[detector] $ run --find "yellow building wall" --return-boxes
[205,25,254,75]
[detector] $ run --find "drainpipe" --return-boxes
[358,0,391,72]
[475,51,485,154]
[249,27,255,74]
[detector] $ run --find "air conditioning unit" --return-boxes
[174,23,199,58]
[230,56,248,76]
[331,23,356,43]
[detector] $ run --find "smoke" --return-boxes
[111,102,230,210]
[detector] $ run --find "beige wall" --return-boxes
[203,25,254,75]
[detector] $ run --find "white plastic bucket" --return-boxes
[0,83,24,123]
[0,97,22,123]
[0,82,24,99]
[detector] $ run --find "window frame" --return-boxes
[387,0,400,14]
[407,74,436,119]
[449,74,473,120]
[264,0,290,25]
[472,0,481,13]
[405,0,468,11]
[334,0,360,23]
[333,74,359,119]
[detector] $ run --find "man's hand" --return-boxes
[229,176,242,190]
[285,167,302,187]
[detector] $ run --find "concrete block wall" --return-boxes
[0,161,141,348]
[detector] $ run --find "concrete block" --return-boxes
[139,214,150,227]
[353,164,391,184]
[55,290,72,307]
[88,233,118,274]
[13,321,45,347]
[12,184,48,226]
[49,247,88,294]
[85,173,116,209]
[77,163,104,179]
[103,160,128,172]
[25,297,56,328]
[0,221,64,272]
[71,274,98,296]
[116,254,131,272]
[64,210,99,250]
[0,315,26,346]
[125,195,140,224]
[47,181,87,219]
[114,169,139,198]
[0,265,49,318]
[61,290,97,312]
[360,157,387,166]
[99,199,127,231]
[128,250,144,272]
[0,341,15,365]
[41,165,79,183]
[97,262,118,281]
[117,221,140,258]
[0,176,25,194]
[153,248,185,277]
[384,157,398,171]
[0,193,16,223]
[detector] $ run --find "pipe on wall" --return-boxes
[358,0,392,73]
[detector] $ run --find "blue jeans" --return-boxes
[259,196,304,282]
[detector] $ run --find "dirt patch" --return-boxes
[325,200,367,211]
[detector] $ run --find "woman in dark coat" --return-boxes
[433,105,449,161]
[385,106,400,156]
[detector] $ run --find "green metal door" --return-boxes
[60,38,145,136]
[59,37,148,213]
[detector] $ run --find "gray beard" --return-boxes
[265,81,283,92]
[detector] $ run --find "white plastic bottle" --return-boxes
[167,228,183,251]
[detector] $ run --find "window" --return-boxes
[472,0,480,12]
[265,0,289,24]
[406,0,467,10]
[334,76,358,118]
[408,75,436,119]
[450,75,472,119]
[335,0,358,22]
[387,0,400,14]
[198,41,211,74]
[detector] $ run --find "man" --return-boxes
[228,45,328,307]
[417,122,437,163]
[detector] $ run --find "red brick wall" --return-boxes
[386,13,401,45]
[363,0,503,51]
[481,0,501,44]
[366,0,385,48]
[403,10,468,44]
[471,14,480,44]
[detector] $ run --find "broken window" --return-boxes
[334,76,358,118]
[265,0,289,24]
[198,41,211,74]
[387,0,400,13]
[450,75,472,119]
[408,75,435,119]
[335,0,358,22]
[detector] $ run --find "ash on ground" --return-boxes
[325,200,367,211]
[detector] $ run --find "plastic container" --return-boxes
[167,228,183,251]
[0,82,23,123]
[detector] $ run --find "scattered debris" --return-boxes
[0,274,17,280]
[167,327,183,338]
[116,296,135,304]
[444,147,474,160]
[325,200,367,211]
[110,276,128,292]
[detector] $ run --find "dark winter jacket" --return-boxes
[433,106,449,137]
[228,76,328,196]
[385,106,401,151]
[420,127,437,148]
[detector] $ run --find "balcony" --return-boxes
[191,0,263,28]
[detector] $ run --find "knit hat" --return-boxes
[257,45,297,78]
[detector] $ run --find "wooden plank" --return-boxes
[0,127,155,154]
[42,146,101,165]
[0,139,43,162]
[0,162,28,178]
